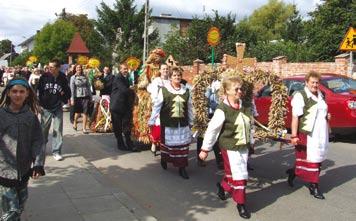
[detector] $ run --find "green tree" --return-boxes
[283,5,305,43]
[304,0,356,61]
[95,0,159,63]
[11,50,32,66]
[163,11,237,65]
[0,39,14,57]
[236,0,294,44]
[162,26,190,64]
[249,40,314,62]
[235,0,310,61]
[33,19,76,64]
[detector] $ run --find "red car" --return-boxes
[255,74,356,136]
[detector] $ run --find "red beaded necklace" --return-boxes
[226,97,240,110]
[171,83,181,91]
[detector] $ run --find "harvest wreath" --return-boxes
[192,68,289,141]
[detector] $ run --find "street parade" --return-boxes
[0,0,356,220]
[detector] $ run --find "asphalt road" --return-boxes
[62,112,356,221]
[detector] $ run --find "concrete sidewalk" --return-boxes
[22,153,157,221]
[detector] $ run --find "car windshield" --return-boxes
[321,77,356,93]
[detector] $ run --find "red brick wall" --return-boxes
[181,54,353,84]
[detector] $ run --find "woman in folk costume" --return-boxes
[286,71,329,199]
[148,67,194,179]
[199,75,252,219]
[147,64,170,155]
[132,48,166,144]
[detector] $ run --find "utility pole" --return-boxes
[143,0,149,62]
[350,51,353,76]
[9,42,12,66]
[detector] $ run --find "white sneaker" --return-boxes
[53,153,63,161]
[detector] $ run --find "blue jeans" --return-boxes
[0,185,28,221]
[41,107,63,155]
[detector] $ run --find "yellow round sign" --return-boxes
[126,57,141,71]
[207,27,221,47]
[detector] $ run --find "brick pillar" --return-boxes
[335,53,349,76]
[193,59,204,75]
[272,56,287,76]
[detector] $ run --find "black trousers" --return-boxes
[110,111,132,139]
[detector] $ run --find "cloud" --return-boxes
[0,0,321,47]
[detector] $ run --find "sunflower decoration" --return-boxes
[26,60,33,67]
[88,58,100,68]
[28,55,38,63]
[87,58,103,90]
[26,55,39,68]
[77,55,89,65]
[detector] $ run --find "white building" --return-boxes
[18,35,35,53]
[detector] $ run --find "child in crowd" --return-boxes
[0,78,45,220]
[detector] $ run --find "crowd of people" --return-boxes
[0,55,330,219]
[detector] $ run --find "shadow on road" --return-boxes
[61,133,354,221]
[330,134,356,144]
[64,133,230,220]
[242,145,336,213]
[321,164,356,193]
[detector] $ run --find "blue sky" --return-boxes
[0,0,321,49]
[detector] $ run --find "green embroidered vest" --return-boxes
[294,90,318,134]
[217,103,252,151]
[160,87,190,128]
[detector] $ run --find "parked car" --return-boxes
[255,74,356,136]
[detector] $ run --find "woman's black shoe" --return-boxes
[160,159,167,170]
[236,204,251,219]
[286,168,295,187]
[179,167,189,179]
[308,183,325,200]
[216,182,226,200]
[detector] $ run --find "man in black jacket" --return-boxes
[110,63,137,151]
[38,59,71,161]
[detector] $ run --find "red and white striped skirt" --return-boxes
[220,148,248,204]
[294,133,321,183]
